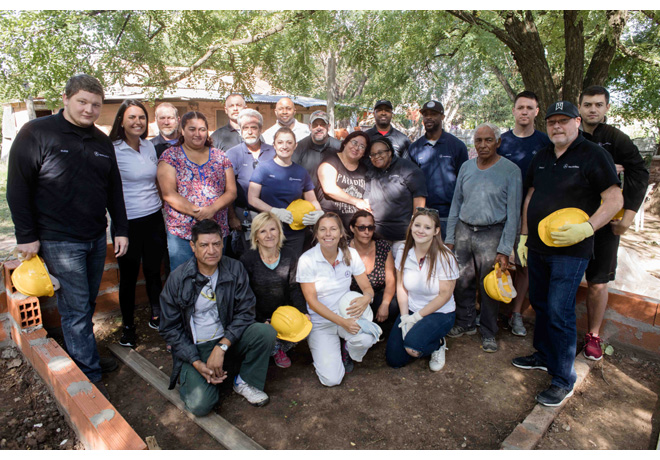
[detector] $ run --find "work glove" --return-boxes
[399,311,423,340]
[270,208,294,225]
[516,235,528,268]
[551,222,594,246]
[302,210,325,226]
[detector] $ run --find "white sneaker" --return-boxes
[233,380,270,407]
[429,340,448,372]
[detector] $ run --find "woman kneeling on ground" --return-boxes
[240,212,309,368]
[297,212,376,386]
[385,208,459,371]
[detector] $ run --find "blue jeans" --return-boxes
[527,250,589,391]
[167,232,193,272]
[386,311,456,368]
[40,235,107,382]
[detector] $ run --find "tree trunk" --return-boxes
[26,96,36,120]
[325,53,336,131]
[583,10,628,88]
[562,11,584,104]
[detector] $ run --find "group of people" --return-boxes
[6,73,649,415]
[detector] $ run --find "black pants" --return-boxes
[113,210,167,327]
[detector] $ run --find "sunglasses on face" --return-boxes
[354,225,375,232]
[415,207,439,216]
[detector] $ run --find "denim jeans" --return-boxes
[386,311,456,368]
[527,250,589,391]
[40,235,107,382]
[166,232,193,272]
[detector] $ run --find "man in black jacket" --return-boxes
[159,220,276,416]
[578,85,650,361]
[7,74,128,389]
[364,100,411,159]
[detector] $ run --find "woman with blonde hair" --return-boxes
[240,212,308,368]
[385,208,459,372]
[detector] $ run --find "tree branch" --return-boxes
[617,43,660,67]
[115,12,132,46]
[641,10,660,25]
[489,64,516,102]
[583,10,628,88]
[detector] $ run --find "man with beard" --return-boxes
[292,110,341,187]
[151,102,180,157]
[364,100,411,159]
[262,97,310,144]
[225,109,276,256]
[211,94,248,152]
[408,100,468,239]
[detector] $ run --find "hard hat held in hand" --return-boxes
[270,306,312,343]
[11,256,58,297]
[337,291,374,321]
[286,199,316,231]
[483,262,517,304]
[538,207,590,247]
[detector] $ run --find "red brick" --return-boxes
[6,294,42,329]
[607,289,658,325]
[105,243,118,264]
[0,321,8,343]
[0,291,7,315]
[98,268,120,292]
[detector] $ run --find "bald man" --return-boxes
[262,97,310,144]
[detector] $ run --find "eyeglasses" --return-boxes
[354,225,375,232]
[349,139,367,152]
[416,207,439,216]
[546,118,573,127]
[369,149,390,158]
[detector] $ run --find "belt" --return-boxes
[459,220,505,232]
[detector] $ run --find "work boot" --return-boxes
[447,325,477,338]
[508,312,527,337]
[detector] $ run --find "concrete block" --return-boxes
[501,424,541,450]
[520,405,557,435]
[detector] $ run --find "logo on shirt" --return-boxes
[345,270,351,278]
[60,149,69,153]
[563,164,579,169]
[288,177,302,182]
[94,151,109,158]
[268,174,276,178]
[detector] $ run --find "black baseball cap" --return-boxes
[421,100,444,114]
[374,100,393,110]
[545,101,579,119]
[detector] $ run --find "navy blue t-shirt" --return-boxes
[498,130,550,200]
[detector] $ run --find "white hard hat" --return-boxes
[336,291,374,321]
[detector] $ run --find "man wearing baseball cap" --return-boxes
[364,100,411,159]
[292,110,341,188]
[408,100,468,239]
[512,100,622,407]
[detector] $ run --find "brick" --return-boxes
[0,291,7,315]
[105,243,118,264]
[95,292,120,315]
[520,405,557,435]
[98,268,120,292]
[7,294,42,329]
[607,289,658,325]
[501,424,541,450]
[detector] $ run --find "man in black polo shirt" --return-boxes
[151,102,180,158]
[292,110,341,188]
[513,101,622,407]
[578,85,650,361]
[7,74,129,392]
[210,94,247,152]
[364,100,411,159]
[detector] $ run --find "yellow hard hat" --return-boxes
[483,263,517,304]
[286,199,316,231]
[538,207,590,247]
[271,306,312,342]
[11,256,55,297]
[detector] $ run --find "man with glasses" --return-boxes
[364,100,411,159]
[292,110,341,187]
[578,85,649,361]
[211,94,248,152]
[408,100,468,240]
[513,101,622,406]
[224,109,276,257]
[262,97,310,144]
[365,137,427,254]
[151,102,180,157]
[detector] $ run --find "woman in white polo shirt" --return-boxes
[297,212,376,386]
[385,208,459,372]
[110,100,167,348]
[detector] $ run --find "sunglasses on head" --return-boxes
[354,225,375,232]
[415,207,439,216]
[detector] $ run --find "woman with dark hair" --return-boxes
[317,131,371,231]
[385,208,459,372]
[157,111,237,271]
[297,212,376,387]
[348,210,398,325]
[109,99,167,347]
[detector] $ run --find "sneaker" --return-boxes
[535,384,574,407]
[508,312,527,337]
[233,380,269,407]
[512,354,547,372]
[273,349,291,368]
[447,325,477,338]
[429,339,448,372]
[99,356,118,374]
[119,326,136,348]
[481,337,498,353]
[583,333,603,361]
[148,317,159,330]
[341,341,354,373]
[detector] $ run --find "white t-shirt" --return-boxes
[113,138,162,220]
[262,119,311,145]
[296,245,365,325]
[394,246,459,314]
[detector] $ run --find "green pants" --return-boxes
[179,323,276,416]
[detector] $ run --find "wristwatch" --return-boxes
[217,343,229,352]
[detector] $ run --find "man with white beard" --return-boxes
[225,109,276,256]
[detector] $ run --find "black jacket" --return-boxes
[364,126,412,159]
[159,255,256,389]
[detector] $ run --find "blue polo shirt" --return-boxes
[498,130,550,199]
[225,142,276,208]
[408,131,468,217]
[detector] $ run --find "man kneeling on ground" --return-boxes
[160,219,276,416]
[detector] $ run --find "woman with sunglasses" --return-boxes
[109,99,167,347]
[317,131,371,231]
[348,210,398,327]
[385,208,459,372]
[365,137,428,255]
